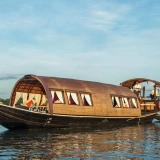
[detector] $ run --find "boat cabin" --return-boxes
[121,78,160,114]
[9,74,142,117]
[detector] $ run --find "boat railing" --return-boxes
[140,99,159,114]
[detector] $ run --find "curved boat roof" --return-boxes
[9,74,138,115]
[121,78,160,88]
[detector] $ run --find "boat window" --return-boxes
[51,90,64,104]
[111,96,121,107]
[130,98,138,108]
[80,93,92,106]
[122,97,129,108]
[66,92,79,105]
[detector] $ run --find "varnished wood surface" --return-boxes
[9,74,141,117]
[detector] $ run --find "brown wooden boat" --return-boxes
[0,75,159,130]
[121,78,160,113]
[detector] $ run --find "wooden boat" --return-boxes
[0,75,159,130]
[121,78,160,113]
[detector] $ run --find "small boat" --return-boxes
[121,78,160,113]
[0,75,159,130]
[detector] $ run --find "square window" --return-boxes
[51,90,64,104]
[81,93,92,106]
[122,97,129,108]
[130,98,138,108]
[111,96,121,107]
[66,92,79,105]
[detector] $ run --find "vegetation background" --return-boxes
[0,98,22,105]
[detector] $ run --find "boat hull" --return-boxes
[0,105,157,130]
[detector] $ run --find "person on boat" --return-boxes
[150,85,159,99]
[133,81,141,97]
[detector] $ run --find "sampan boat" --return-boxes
[0,74,159,130]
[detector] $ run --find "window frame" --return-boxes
[79,91,93,106]
[111,94,138,109]
[65,90,80,106]
[129,97,138,108]
[49,88,65,104]
[111,95,122,108]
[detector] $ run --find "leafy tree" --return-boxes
[16,97,23,105]
[0,97,23,105]
[0,98,10,105]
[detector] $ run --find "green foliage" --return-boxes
[0,98,10,105]
[16,97,23,105]
[0,97,23,105]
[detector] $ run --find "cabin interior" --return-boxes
[139,84,160,114]
[11,90,93,114]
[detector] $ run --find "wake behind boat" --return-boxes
[0,74,159,130]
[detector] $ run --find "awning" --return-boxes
[121,78,160,88]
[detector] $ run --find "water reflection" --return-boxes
[0,123,160,160]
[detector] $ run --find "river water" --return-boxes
[0,121,160,160]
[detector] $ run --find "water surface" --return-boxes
[0,123,160,160]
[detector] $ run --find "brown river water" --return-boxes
[0,120,160,160]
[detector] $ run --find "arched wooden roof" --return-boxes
[9,74,53,113]
[10,74,138,115]
[121,78,160,88]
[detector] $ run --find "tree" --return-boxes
[0,98,10,105]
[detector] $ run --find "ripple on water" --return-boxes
[0,123,160,159]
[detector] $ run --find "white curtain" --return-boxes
[71,93,79,105]
[41,95,47,105]
[81,94,85,105]
[28,93,36,104]
[112,96,114,103]
[51,91,55,101]
[81,94,92,106]
[22,93,28,104]
[28,93,35,100]
[115,97,120,107]
[67,92,70,100]
[51,91,64,103]
[35,94,41,106]
[132,98,137,108]
[85,94,92,106]
[122,97,129,108]
[13,92,22,107]
[67,92,79,105]
[56,91,64,103]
